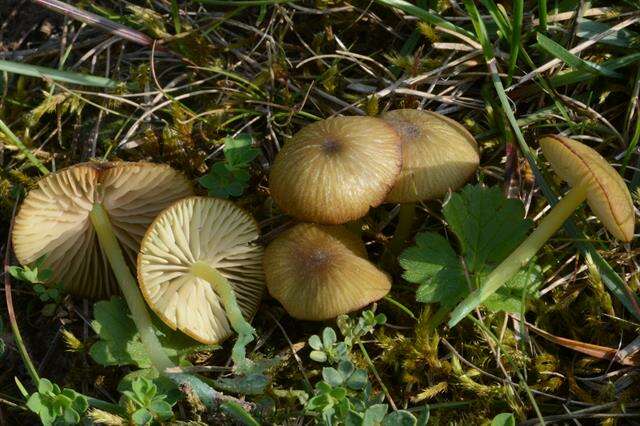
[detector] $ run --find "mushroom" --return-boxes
[381,109,479,253]
[448,135,635,326]
[137,196,264,345]
[12,161,193,372]
[269,116,402,224]
[13,162,193,298]
[264,223,391,320]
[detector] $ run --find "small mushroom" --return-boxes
[269,116,402,224]
[448,135,635,326]
[13,162,193,298]
[138,197,264,344]
[381,109,479,254]
[382,109,479,203]
[264,223,391,320]
[13,161,194,372]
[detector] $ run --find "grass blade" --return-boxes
[0,60,119,88]
[374,0,477,40]
[536,33,622,78]
[538,0,547,31]
[0,118,49,174]
[508,0,523,84]
[547,52,640,88]
[576,19,640,48]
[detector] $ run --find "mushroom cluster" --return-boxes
[12,162,268,374]
[265,111,479,320]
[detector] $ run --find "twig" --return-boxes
[3,197,41,386]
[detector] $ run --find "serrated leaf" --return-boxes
[444,185,532,272]
[400,185,540,313]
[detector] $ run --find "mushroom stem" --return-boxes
[448,184,589,327]
[190,261,256,371]
[388,202,416,255]
[89,203,174,373]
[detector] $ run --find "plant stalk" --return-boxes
[89,203,173,373]
[388,202,416,256]
[190,261,256,371]
[448,184,588,327]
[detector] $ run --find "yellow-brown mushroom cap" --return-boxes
[12,162,193,299]
[263,224,391,320]
[381,109,480,203]
[137,197,264,344]
[269,116,402,224]
[540,135,635,242]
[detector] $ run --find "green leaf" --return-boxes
[400,185,540,313]
[310,350,328,363]
[224,134,259,167]
[131,408,153,425]
[89,297,214,368]
[400,232,467,306]
[323,367,345,387]
[444,185,532,272]
[322,327,337,346]
[345,369,368,391]
[486,266,541,313]
[536,32,622,79]
[383,410,418,426]
[0,59,120,88]
[363,404,388,425]
[90,298,151,368]
[309,335,323,351]
[491,413,516,426]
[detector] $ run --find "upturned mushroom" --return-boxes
[381,109,479,253]
[13,162,193,298]
[138,197,264,345]
[12,161,194,372]
[448,135,635,326]
[269,116,402,224]
[263,223,391,320]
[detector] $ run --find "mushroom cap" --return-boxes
[263,223,391,320]
[381,109,479,203]
[137,197,264,344]
[540,135,634,242]
[269,116,402,224]
[12,162,193,298]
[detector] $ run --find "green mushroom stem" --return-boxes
[448,183,589,327]
[89,203,174,374]
[387,202,416,256]
[190,261,256,372]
